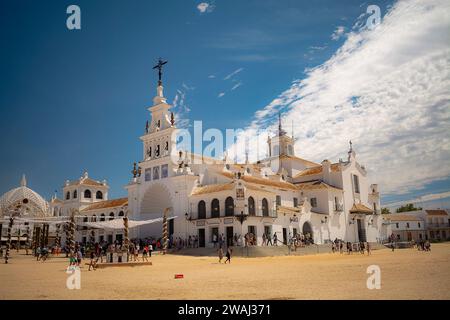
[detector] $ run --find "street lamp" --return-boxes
[234,210,248,256]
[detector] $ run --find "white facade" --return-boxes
[120,81,388,246]
[44,79,389,246]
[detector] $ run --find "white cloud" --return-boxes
[385,190,450,208]
[231,82,242,91]
[229,0,450,197]
[197,2,215,14]
[331,26,345,40]
[218,92,225,98]
[208,75,216,79]
[224,68,243,80]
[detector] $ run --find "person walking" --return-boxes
[88,251,97,271]
[225,247,232,264]
[366,242,371,255]
[267,233,273,246]
[218,247,224,263]
[273,233,278,246]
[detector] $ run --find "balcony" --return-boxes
[427,223,450,228]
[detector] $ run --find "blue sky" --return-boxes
[0,0,449,208]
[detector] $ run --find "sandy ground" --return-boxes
[0,243,449,300]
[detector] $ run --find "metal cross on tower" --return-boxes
[153,58,168,86]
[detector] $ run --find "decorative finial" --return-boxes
[153,57,168,86]
[132,162,137,178]
[20,174,27,187]
[170,112,175,126]
[278,112,286,136]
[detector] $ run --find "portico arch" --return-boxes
[302,221,313,239]
[140,183,173,238]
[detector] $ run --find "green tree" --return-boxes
[381,207,391,215]
[396,203,422,213]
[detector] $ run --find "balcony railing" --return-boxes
[427,223,450,228]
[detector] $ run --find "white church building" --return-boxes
[0,59,390,247]
[44,73,388,247]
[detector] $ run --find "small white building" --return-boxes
[385,214,426,241]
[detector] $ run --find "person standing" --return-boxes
[213,233,217,248]
[225,247,232,264]
[142,245,149,262]
[149,243,153,257]
[273,233,278,246]
[366,242,371,255]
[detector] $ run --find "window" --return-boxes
[118,211,124,217]
[109,212,114,221]
[73,190,77,199]
[211,199,220,218]
[100,214,105,221]
[92,215,97,222]
[406,222,410,228]
[66,191,70,200]
[276,195,281,207]
[418,222,421,228]
[145,168,151,181]
[353,175,360,193]
[310,197,318,208]
[153,166,160,180]
[262,198,269,217]
[396,223,399,228]
[293,197,298,208]
[335,197,339,210]
[96,191,103,199]
[373,202,377,213]
[288,145,293,155]
[225,197,234,217]
[161,164,168,178]
[83,217,88,230]
[248,197,255,216]
[273,145,280,156]
[84,189,92,199]
[198,201,206,219]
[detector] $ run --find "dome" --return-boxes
[0,175,50,217]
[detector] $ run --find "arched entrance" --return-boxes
[302,221,313,242]
[140,184,173,239]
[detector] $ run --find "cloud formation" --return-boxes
[331,26,346,40]
[229,0,450,197]
[197,2,215,14]
[224,67,243,80]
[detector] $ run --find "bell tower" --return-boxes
[140,58,176,162]
[268,113,295,157]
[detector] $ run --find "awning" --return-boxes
[79,216,177,230]
[277,206,301,215]
[349,203,374,214]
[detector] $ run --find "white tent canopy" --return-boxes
[79,216,177,230]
